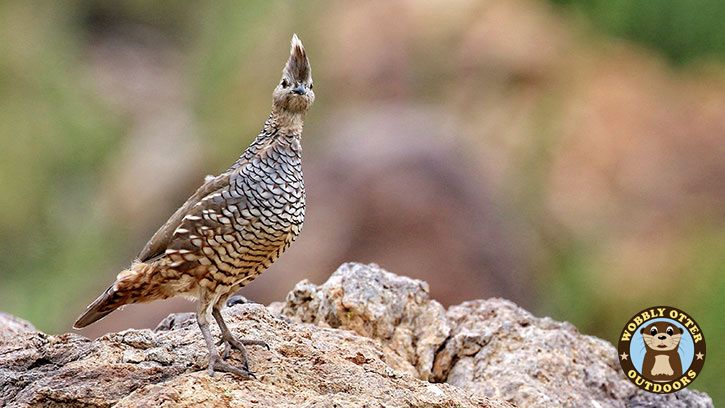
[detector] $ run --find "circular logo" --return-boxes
[618,306,706,393]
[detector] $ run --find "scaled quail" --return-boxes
[74,34,315,379]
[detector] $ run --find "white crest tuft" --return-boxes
[283,33,311,82]
[291,33,303,53]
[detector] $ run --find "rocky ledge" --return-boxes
[0,263,714,407]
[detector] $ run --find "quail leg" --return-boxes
[212,306,269,366]
[197,307,254,379]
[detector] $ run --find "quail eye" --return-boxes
[667,327,674,336]
[309,83,313,90]
[650,327,658,335]
[281,79,290,88]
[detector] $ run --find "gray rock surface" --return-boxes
[276,263,714,408]
[0,301,503,407]
[434,300,713,408]
[1,262,714,407]
[273,262,450,381]
[0,313,36,343]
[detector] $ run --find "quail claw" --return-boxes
[208,353,255,380]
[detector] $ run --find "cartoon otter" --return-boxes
[640,321,684,382]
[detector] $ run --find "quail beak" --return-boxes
[292,85,307,95]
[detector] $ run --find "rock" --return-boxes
[0,313,36,343]
[276,263,450,381]
[432,299,713,407]
[1,302,503,407]
[276,263,714,408]
[0,263,713,407]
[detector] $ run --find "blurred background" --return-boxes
[0,0,722,401]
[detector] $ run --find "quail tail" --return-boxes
[73,285,123,328]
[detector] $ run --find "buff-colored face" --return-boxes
[642,322,683,352]
[273,34,314,113]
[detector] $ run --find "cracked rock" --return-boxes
[0,263,713,407]
[276,262,451,381]
[0,301,502,407]
[275,263,713,408]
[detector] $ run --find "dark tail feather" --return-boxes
[73,286,124,328]
[74,263,157,328]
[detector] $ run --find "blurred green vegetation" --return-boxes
[551,0,725,64]
[0,0,282,330]
[0,2,124,330]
